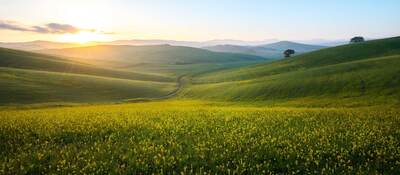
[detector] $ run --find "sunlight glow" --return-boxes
[59,31,110,44]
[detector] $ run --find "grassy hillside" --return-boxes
[40,45,266,67]
[0,67,175,104]
[0,47,173,82]
[0,47,178,104]
[195,37,400,82]
[182,37,400,105]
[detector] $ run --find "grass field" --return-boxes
[1,101,399,174]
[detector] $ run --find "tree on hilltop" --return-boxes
[284,49,295,58]
[350,36,365,43]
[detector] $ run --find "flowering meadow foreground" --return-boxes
[1,100,399,174]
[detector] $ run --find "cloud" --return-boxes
[0,20,30,32]
[0,20,113,34]
[44,23,80,34]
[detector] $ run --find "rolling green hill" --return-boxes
[40,45,266,67]
[0,47,176,104]
[0,45,265,104]
[0,67,176,104]
[181,37,400,106]
[0,47,173,82]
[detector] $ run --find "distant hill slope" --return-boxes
[0,67,175,104]
[203,41,326,58]
[0,47,173,82]
[39,45,266,67]
[182,37,400,106]
[260,41,326,52]
[0,40,80,51]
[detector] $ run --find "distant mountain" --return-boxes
[203,41,327,58]
[106,40,203,48]
[0,40,80,51]
[202,45,278,58]
[0,39,280,51]
[201,39,279,46]
[106,39,279,48]
[260,41,326,52]
[293,39,348,46]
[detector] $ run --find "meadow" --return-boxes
[1,37,399,174]
[1,101,399,174]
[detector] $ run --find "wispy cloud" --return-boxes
[0,20,113,34]
[0,20,30,32]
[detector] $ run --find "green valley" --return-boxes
[0,45,265,104]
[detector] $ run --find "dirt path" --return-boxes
[124,75,188,103]
[156,74,187,100]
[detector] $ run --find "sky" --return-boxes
[0,0,399,43]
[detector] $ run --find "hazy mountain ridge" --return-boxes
[0,39,278,51]
[0,40,81,51]
[0,38,340,51]
[203,41,327,58]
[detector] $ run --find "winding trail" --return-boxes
[124,74,188,103]
[155,74,187,100]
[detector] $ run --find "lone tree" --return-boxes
[350,36,365,43]
[284,49,295,58]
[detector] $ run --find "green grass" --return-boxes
[182,55,400,105]
[0,67,175,104]
[181,37,400,105]
[1,101,399,174]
